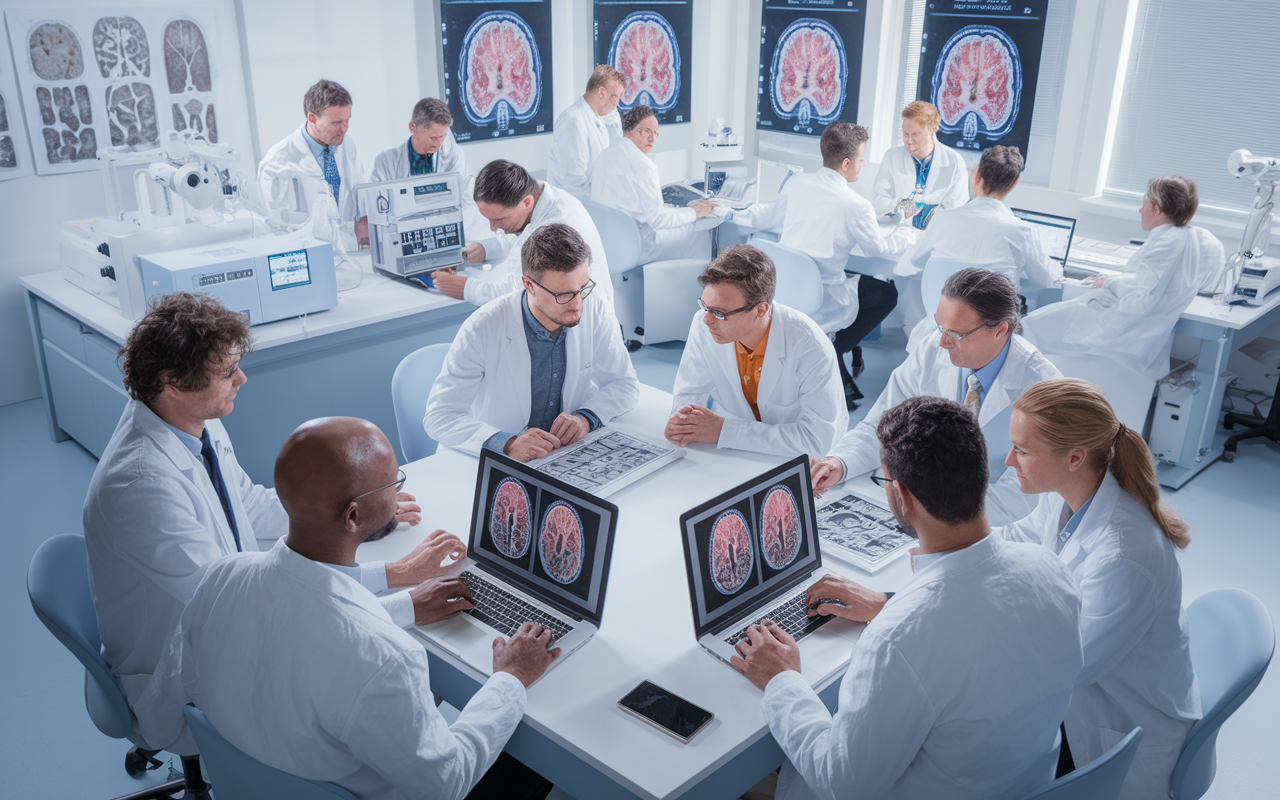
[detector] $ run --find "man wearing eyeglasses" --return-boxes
[665,245,848,457]
[426,223,639,462]
[810,267,1060,525]
[85,294,469,748]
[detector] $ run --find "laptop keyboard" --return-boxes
[459,571,573,642]
[724,591,832,646]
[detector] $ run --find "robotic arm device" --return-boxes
[1223,150,1280,305]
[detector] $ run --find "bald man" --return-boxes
[152,418,558,799]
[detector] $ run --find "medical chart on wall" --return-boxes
[916,0,1048,160]
[593,0,692,126]
[4,8,223,175]
[756,0,866,138]
[0,33,34,180]
[440,0,553,141]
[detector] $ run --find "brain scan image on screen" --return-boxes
[489,477,532,559]
[459,11,542,130]
[608,11,679,112]
[709,509,754,595]
[769,18,847,130]
[538,501,584,585]
[932,25,1021,142]
[759,485,800,570]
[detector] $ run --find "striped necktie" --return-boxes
[965,373,982,415]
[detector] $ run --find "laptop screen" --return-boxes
[468,450,618,627]
[1011,208,1077,263]
[679,455,822,640]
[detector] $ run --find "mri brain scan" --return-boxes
[92,16,150,79]
[539,501,584,585]
[489,478,532,559]
[29,23,84,81]
[105,82,158,147]
[759,486,800,570]
[933,25,1021,140]
[459,11,542,129]
[770,18,846,128]
[709,509,754,595]
[609,11,679,112]
[164,19,212,95]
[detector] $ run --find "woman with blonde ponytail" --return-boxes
[996,378,1200,800]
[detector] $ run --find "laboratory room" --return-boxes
[3,0,1279,798]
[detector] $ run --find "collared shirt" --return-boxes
[960,335,1012,407]
[406,138,436,176]
[162,420,203,458]
[1055,492,1096,553]
[300,125,327,170]
[734,320,772,422]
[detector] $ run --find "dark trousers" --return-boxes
[1056,722,1075,778]
[833,276,898,382]
[465,752,553,800]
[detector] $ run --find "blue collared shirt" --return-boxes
[1056,492,1096,552]
[407,139,436,176]
[961,336,1012,407]
[162,420,203,458]
[300,125,327,171]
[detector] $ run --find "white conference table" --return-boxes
[358,384,913,800]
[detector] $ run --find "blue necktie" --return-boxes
[321,145,340,206]
[200,429,242,552]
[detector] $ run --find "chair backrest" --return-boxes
[1043,353,1157,434]
[1019,726,1143,800]
[749,238,824,316]
[921,256,975,315]
[1170,588,1275,800]
[27,533,135,741]
[183,706,359,800]
[391,343,452,463]
[580,198,645,275]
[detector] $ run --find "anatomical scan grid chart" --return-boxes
[816,489,914,573]
[756,0,866,138]
[594,1,692,126]
[527,425,684,497]
[917,0,1048,159]
[440,0,554,141]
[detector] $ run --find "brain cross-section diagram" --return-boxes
[770,18,847,128]
[934,25,1021,141]
[460,11,541,129]
[490,478,532,559]
[759,485,800,570]
[539,501,584,585]
[610,11,679,112]
[709,509,754,595]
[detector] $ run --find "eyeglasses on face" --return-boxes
[869,468,896,488]
[934,315,1000,342]
[698,297,757,321]
[529,275,595,304]
[350,468,407,504]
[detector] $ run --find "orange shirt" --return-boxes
[734,320,772,422]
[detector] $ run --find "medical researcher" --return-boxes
[872,101,970,230]
[370,97,467,183]
[84,293,466,743]
[811,268,1060,525]
[735,396,1083,800]
[997,378,1200,799]
[546,65,626,197]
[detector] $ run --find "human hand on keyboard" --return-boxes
[729,619,801,692]
[410,577,474,625]
[493,622,562,687]
[805,574,888,622]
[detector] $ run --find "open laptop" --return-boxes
[1011,208,1076,267]
[680,456,862,669]
[411,450,618,677]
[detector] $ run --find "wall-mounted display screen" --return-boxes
[593,1,692,126]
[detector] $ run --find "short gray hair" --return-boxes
[941,267,1022,335]
[303,79,351,116]
[411,97,452,128]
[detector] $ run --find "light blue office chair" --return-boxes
[27,533,206,799]
[1018,727,1143,800]
[1043,352,1157,436]
[391,343,452,463]
[920,256,976,315]
[183,705,359,800]
[750,238,824,316]
[1170,588,1275,800]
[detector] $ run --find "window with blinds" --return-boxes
[1105,0,1280,213]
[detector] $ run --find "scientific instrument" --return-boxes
[357,172,468,286]
[1224,149,1280,306]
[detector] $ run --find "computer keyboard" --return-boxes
[724,591,832,646]
[460,571,573,642]
[662,184,706,208]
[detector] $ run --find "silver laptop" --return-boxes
[680,456,861,668]
[1011,207,1077,265]
[411,450,618,677]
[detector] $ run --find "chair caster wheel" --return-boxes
[626,340,642,352]
[125,746,163,776]
[1222,449,1235,463]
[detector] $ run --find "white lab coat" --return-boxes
[546,95,622,198]
[671,303,849,458]
[370,131,468,184]
[1022,224,1226,380]
[166,539,526,800]
[425,289,640,456]
[258,125,365,222]
[896,196,1064,292]
[996,472,1201,800]
[589,137,718,263]
[828,333,1061,525]
[764,533,1084,800]
[872,142,970,220]
[464,182,615,309]
[746,168,913,333]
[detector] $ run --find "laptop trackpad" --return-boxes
[414,614,496,667]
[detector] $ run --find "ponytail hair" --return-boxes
[1014,378,1190,549]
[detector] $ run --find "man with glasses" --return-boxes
[664,245,847,457]
[810,267,1060,525]
[589,104,722,262]
[433,159,614,309]
[426,223,639,462]
[85,293,469,747]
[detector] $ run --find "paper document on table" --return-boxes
[816,489,915,573]
[527,423,684,497]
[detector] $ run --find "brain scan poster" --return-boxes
[0,34,35,181]
[756,0,866,138]
[441,0,553,141]
[593,1,692,126]
[916,0,1048,160]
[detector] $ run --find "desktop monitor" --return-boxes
[1011,208,1077,263]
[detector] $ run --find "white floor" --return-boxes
[2,337,1277,798]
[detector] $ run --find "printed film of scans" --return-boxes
[817,493,913,570]
[535,431,667,492]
